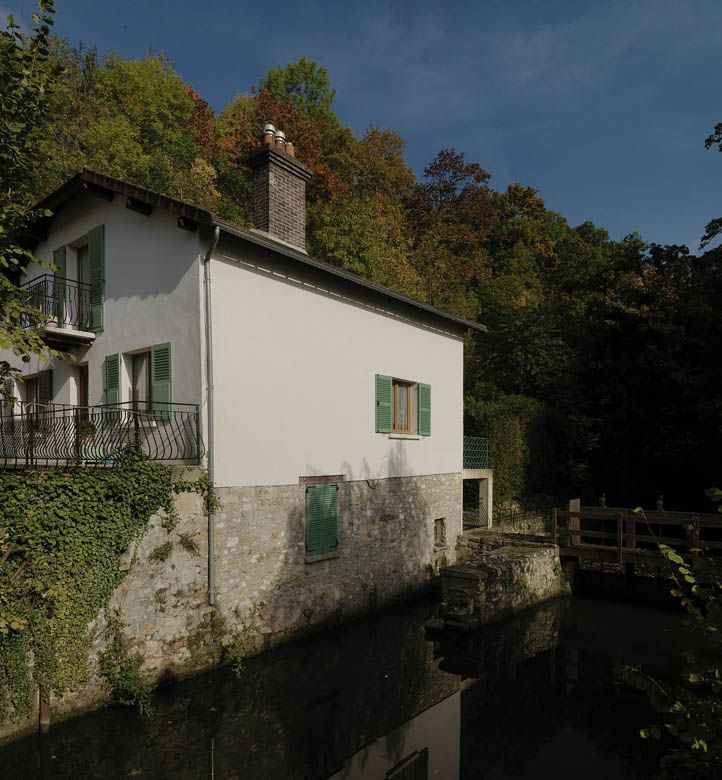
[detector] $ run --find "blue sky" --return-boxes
[4,0,722,250]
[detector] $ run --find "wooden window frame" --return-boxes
[393,379,415,434]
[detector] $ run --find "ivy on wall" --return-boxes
[0,450,209,722]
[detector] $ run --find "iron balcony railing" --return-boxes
[0,402,204,466]
[463,435,490,469]
[21,274,93,332]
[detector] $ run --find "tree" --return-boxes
[35,48,220,210]
[0,1,62,397]
[701,122,722,249]
[308,128,419,292]
[407,149,495,314]
[259,57,336,126]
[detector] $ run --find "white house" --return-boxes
[1,130,492,645]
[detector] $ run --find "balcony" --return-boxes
[21,274,95,346]
[0,402,204,466]
[463,435,490,472]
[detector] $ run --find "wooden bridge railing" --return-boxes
[551,505,722,564]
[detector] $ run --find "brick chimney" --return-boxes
[246,124,312,253]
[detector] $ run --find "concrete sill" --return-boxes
[305,551,340,564]
[388,434,421,441]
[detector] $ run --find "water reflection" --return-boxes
[1,596,687,780]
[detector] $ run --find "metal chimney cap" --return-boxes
[263,123,276,134]
[275,129,286,140]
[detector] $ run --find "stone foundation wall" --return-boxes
[213,472,462,653]
[438,529,571,629]
[1,471,461,743]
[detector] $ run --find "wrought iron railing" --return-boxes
[21,274,92,331]
[463,435,490,469]
[0,402,204,466]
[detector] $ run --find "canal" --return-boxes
[1,596,689,779]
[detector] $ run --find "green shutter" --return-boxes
[305,484,324,556]
[418,383,431,436]
[53,246,66,324]
[375,374,393,433]
[321,484,338,553]
[151,342,172,417]
[88,225,105,332]
[306,483,338,557]
[105,354,120,406]
[38,369,53,407]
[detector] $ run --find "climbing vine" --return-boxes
[0,449,210,723]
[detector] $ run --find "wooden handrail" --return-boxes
[552,503,722,565]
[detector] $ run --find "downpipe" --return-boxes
[203,225,220,606]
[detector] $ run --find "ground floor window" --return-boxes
[305,483,339,558]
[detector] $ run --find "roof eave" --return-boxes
[213,219,488,335]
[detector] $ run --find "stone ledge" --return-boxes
[304,551,340,564]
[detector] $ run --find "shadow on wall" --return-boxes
[214,442,439,656]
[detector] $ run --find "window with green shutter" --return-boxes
[305,483,339,558]
[376,375,431,436]
[88,224,105,332]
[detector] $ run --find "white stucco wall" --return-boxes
[1,193,203,410]
[210,240,465,487]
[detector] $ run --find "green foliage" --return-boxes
[622,503,722,778]
[223,631,247,678]
[259,57,336,125]
[0,451,207,724]
[0,1,63,394]
[177,532,200,557]
[38,48,219,210]
[98,609,154,716]
[148,540,173,563]
[465,382,540,503]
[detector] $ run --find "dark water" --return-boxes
[1,596,691,779]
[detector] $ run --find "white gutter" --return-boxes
[203,225,220,606]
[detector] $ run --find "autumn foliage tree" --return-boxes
[16,45,722,511]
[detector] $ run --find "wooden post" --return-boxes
[624,511,636,577]
[691,517,700,559]
[568,498,580,546]
[616,512,624,564]
[551,507,558,545]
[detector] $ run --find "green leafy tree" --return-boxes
[0,1,62,397]
[36,48,220,210]
[259,57,336,126]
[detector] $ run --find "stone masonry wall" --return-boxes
[214,472,462,653]
[1,471,461,743]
